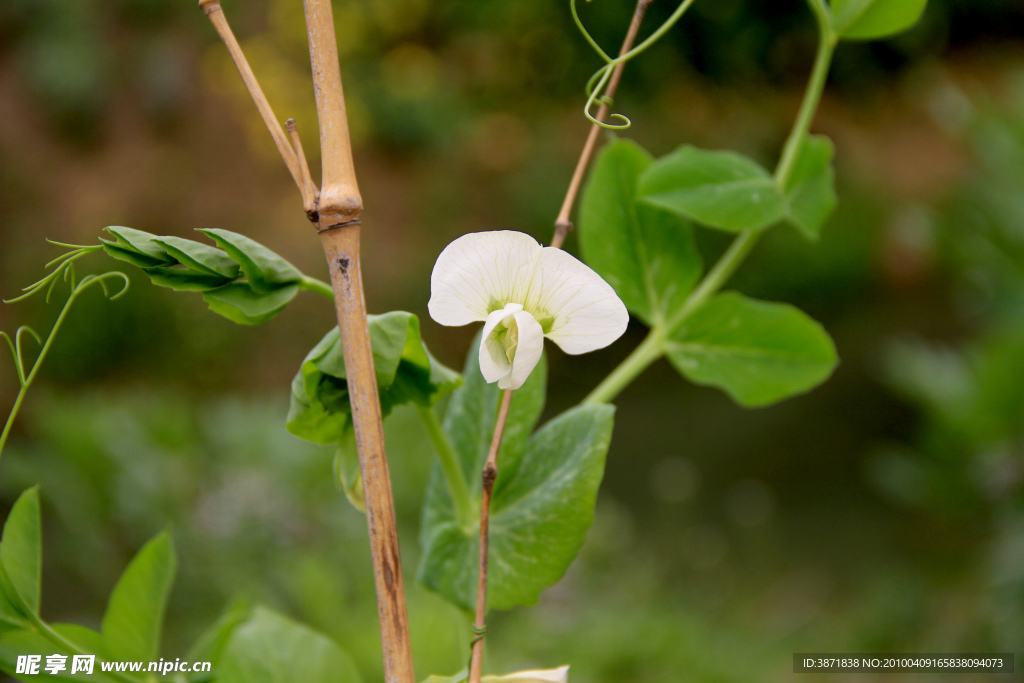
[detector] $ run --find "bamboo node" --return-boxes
[316,218,361,233]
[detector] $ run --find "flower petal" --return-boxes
[523,247,629,354]
[479,305,516,385]
[477,303,544,390]
[429,231,543,326]
[483,666,570,683]
[505,309,544,390]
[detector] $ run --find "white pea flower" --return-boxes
[484,666,570,682]
[424,665,570,683]
[428,230,628,390]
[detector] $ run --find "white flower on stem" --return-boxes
[424,666,570,683]
[429,230,628,390]
[483,665,570,682]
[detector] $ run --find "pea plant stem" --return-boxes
[468,388,514,683]
[416,404,474,529]
[584,10,836,405]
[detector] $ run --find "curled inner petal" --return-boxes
[478,303,544,390]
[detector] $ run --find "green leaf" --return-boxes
[151,236,240,279]
[666,292,838,406]
[784,135,838,239]
[579,139,703,327]
[830,0,927,40]
[202,283,300,325]
[101,241,171,269]
[218,606,361,683]
[54,624,108,659]
[0,487,41,618]
[638,145,788,232]
[333,433,365,514]
[197,229,303,293]
[186,600,250,680]
[101,529,176,663]
[102,227,175,265]
[287,312,461,444]
[142,267,235,292]
[419,337,614,612]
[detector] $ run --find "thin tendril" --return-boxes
[14,327,41,384]
[0,332,23,385]
[572,0,700,129]
[81,272,131,300]
[45,239,100,250]
[570,0,614,63]
[44,248,84,270]
[583,65,631,128]
[5,244,103,304]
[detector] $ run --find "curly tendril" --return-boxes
[1,251,129,459]
[5,241,104,304]
[571,0,700,128]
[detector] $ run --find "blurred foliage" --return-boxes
[874,74,1024,654]
[0,393,469,680]
[0,0,1021,145]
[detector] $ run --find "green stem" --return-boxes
[1,283,93,460]
[774,24,835,188]
[416,405,474,528]
[583,327,666,405]
[583,14,837,405]
[667,229,763,329]
[299,275,335,300]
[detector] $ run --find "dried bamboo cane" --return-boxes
[302,1,415,682]
[199,1,415,680]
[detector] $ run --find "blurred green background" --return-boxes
[1,0,1023,680]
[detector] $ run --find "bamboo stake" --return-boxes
[200,0,415,679]
[285,118,321,221]
[552,0,653,249]
[198,0,305,194]
[302,0,361,226]
[302,1,415,683]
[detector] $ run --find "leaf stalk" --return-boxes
[416,405,474,529]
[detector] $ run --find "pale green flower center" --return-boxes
[492,314,520,364]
